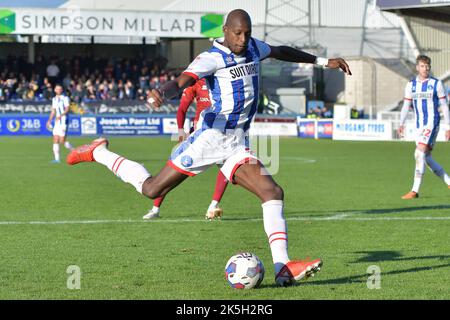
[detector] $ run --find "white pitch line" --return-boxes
[1,215,450,226]
[280,156,317,163]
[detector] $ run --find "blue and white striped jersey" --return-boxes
[404,76,447,128]
[183,37,271,132]
[51,95,70,125]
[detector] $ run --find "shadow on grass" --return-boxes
[224,204,450,221]
[283,204,450,217]
[344,205,450,215]
[258,252,450,288]
[353,251,450,263]
[297,263,450,287]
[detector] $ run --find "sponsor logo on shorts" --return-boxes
[181,155,193,168]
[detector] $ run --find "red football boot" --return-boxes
[66,138,109,165]
[275,258,322,286]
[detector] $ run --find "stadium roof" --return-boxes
[377,0,450,23]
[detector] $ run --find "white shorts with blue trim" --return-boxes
[415,126,439,149]
[168,128,259,182]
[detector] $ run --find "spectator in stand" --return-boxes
[306,108,317,118]
[124,80,135,100]
[321,106,332,118]
[71,83,85,103]
[41,79,54,100]
[350,106,360,119]
[62,73,72,89]
[108,80,119,101]
[96,83,109,100]
[0,54,180,103]
[84,82,97,102]
[46,59,60,86]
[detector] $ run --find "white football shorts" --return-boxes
[415,126,439,149]
[168,127,259,183]
[52,122,67,137]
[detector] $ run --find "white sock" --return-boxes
[93,146,151,194]
[151,206,160,213]
[262,200,289,275]
[64,141,73,150]
[208,200,219,211]
[412,149,426,193]
[426,154,450,185]
[53,143,60,161]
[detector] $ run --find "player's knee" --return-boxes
[414,149,425,161]
[141,180,162,199]
[273,185,284,200]
[262,184,284,201]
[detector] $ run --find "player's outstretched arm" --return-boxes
[147,74,196,108]
[268,45,352,75]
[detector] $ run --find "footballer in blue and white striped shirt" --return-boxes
[398,55,450,199]
[67,9,352,286]
[46,84,73,163]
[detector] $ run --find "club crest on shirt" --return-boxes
[225,55,234,66]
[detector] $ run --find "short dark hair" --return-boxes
[416,55,431,65]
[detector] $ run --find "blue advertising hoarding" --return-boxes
[317,120,333,139]
[0,115,81,135]
[96,116,163,135]
[297,118,333,139]
[0,114,175,136]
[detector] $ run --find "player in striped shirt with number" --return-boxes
[398,55,450,199]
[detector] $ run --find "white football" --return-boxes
[225,252,265,289]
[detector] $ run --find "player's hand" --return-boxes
[46,122,53,130]
[178,129,187,143]
[397,125,405,138]
[146,89,164,108]
[446,130,450,141]
[327,58,352,75]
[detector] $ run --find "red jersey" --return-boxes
[176,78,211,129]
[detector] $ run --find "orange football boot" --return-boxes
[401,191,419,199]
[66,138,109,165]
[275,258,322,286]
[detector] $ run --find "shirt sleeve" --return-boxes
[183,52,218,80]
[399,100,412,126]
[64,96,70,108]
[436,80,447,100]
[400,82,413,125]
[404,81,413,101]
[253,38,272,60]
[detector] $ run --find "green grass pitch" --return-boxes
[0,136,449,299]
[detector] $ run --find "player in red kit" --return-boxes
[176,78,211,142]
[143,78,229,220]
